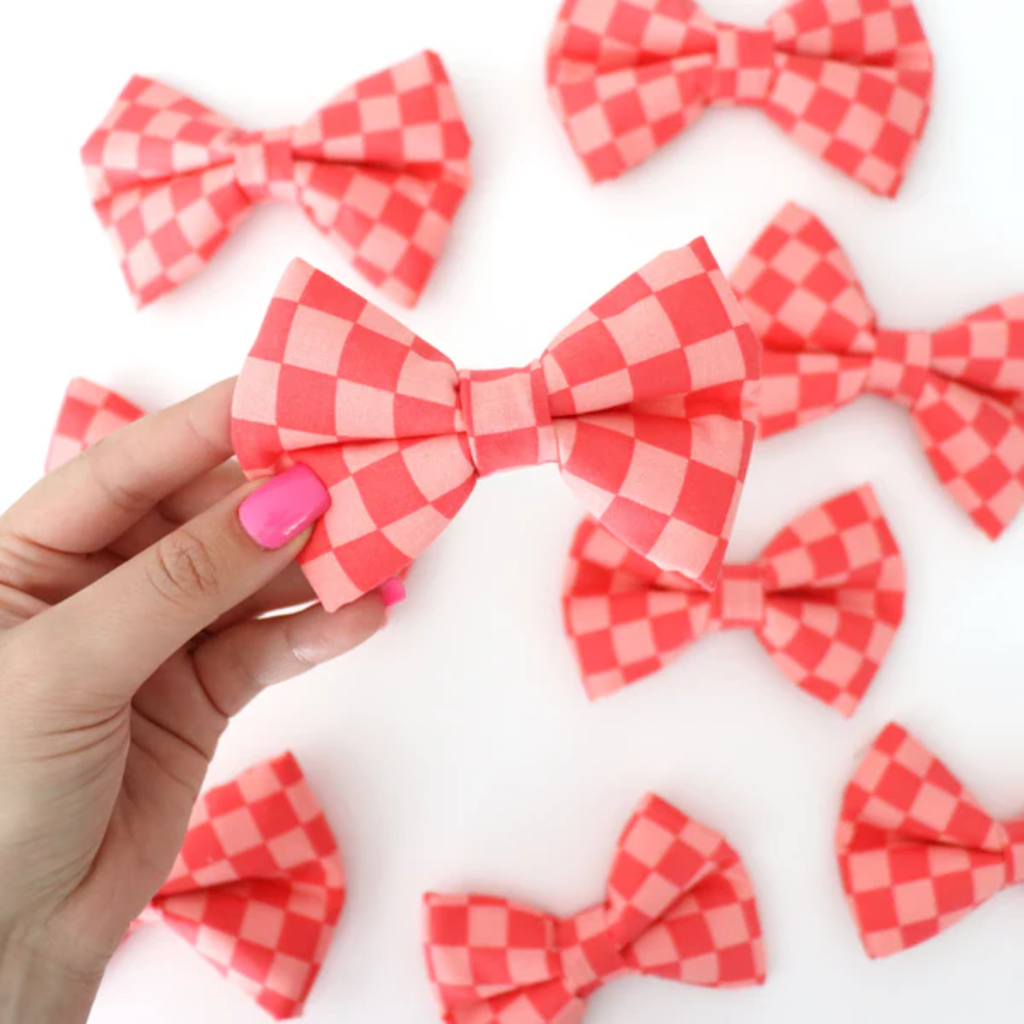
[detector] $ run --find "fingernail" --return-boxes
[238,465,330,550]
[380,577,406,608]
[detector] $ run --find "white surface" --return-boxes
[2,1,1023,1021]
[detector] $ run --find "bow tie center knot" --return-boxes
[712,26,776,104]
[458,362,557,477]
[233,129,298,204]
[1006,819,1024,885]
[557,904,630,998]
[709,565,766,628]
[866,329,933,407]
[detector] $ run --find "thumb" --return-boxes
[24,465,330,704]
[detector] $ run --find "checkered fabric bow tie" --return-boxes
[81,51,471,309]
[125,753,345,1020]
[838,724,1024,959]
[733,203,1024,539]
[232,241,760,612]
[564,485,905,715]
[46,378,145,472]
[423,794,764,1024]
[547,0,933,196]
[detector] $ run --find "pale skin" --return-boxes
[0,379,386,1022]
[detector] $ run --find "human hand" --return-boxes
[0,380,392,1022]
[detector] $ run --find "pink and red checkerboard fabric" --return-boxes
[129,753,345,1020]
[46,378,145,472]
[565,485,905,715]
[81,51,471,308]
[547,0,933,196]
[424,793,764,1023]
[232,240,760,611]
[837,724,1024,959]
[732,203,1024,539]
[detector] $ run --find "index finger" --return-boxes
[1,378,237,555]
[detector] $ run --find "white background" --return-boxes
[2,0,1023,1021]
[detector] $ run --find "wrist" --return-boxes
[0,925,103,1024]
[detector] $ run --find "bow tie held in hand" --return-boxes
[838,724,1024,959]
[125,753,345,1020]
[81,51,471,308]
[232,240,760,612]
[732,203,1024,539]
[424,794,764,1024]
[565,485,905,715]
[547,0,934,196]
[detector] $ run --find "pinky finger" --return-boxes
[191,592,387,717]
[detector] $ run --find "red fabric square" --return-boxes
[321,101,361,137]
[338,324,410,391]
[300,269,368,322]
[354,450,427,526]
[673,461,735,534]
[554,321,629,387]
[277,913,323,960]
[250,791,301,839]
[657,274,732,345]
[276,365,337,434]
[399,85,441,125]
[428,905,469,944]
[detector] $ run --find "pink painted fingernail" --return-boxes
[238,465,330,550]
[380,577,406,608]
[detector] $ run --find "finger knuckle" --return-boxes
[88,440,159,516]
[149,530,223,606]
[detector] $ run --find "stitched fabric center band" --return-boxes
[712,26,776,105]
[558,904,630,998]
[1006,819,1024,885]
[458,361,557,476]
[233,128,299,204]
[709,564,766,628]
[867,329,933,407]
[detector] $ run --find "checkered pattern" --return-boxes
[732,203,1024,539]
[423,793,764,1023]
[547,0,933,196]
[837,724,1024,959]
[128,753,345,1020]
[564,485,905,715]
[81,51,472,308]
[232,241,760,611]
[45,378,144,472]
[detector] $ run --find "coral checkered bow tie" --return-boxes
[46,378,145,472]
[423,794,764,1024]
[733,203,1024,539]
[838,724,1024,959]
[126,754,345,1020]
[82,52,471,308]
[547,0,933,196]
[564,486,905,716]
[232,241,759,612]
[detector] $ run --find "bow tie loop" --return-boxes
[732,203,1024,539]
[838,725,1024,959]
[564,485,905,715]
[423,795,764,1022]
[864,328,933,406]
[547,0,934,195]
[459,362,558,476]
[83,53,472,308]
[125,753,345,1019]
[708,564,766,628]
[711,25,777,105]
[234,242,760,611]
[233,128,298,204]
